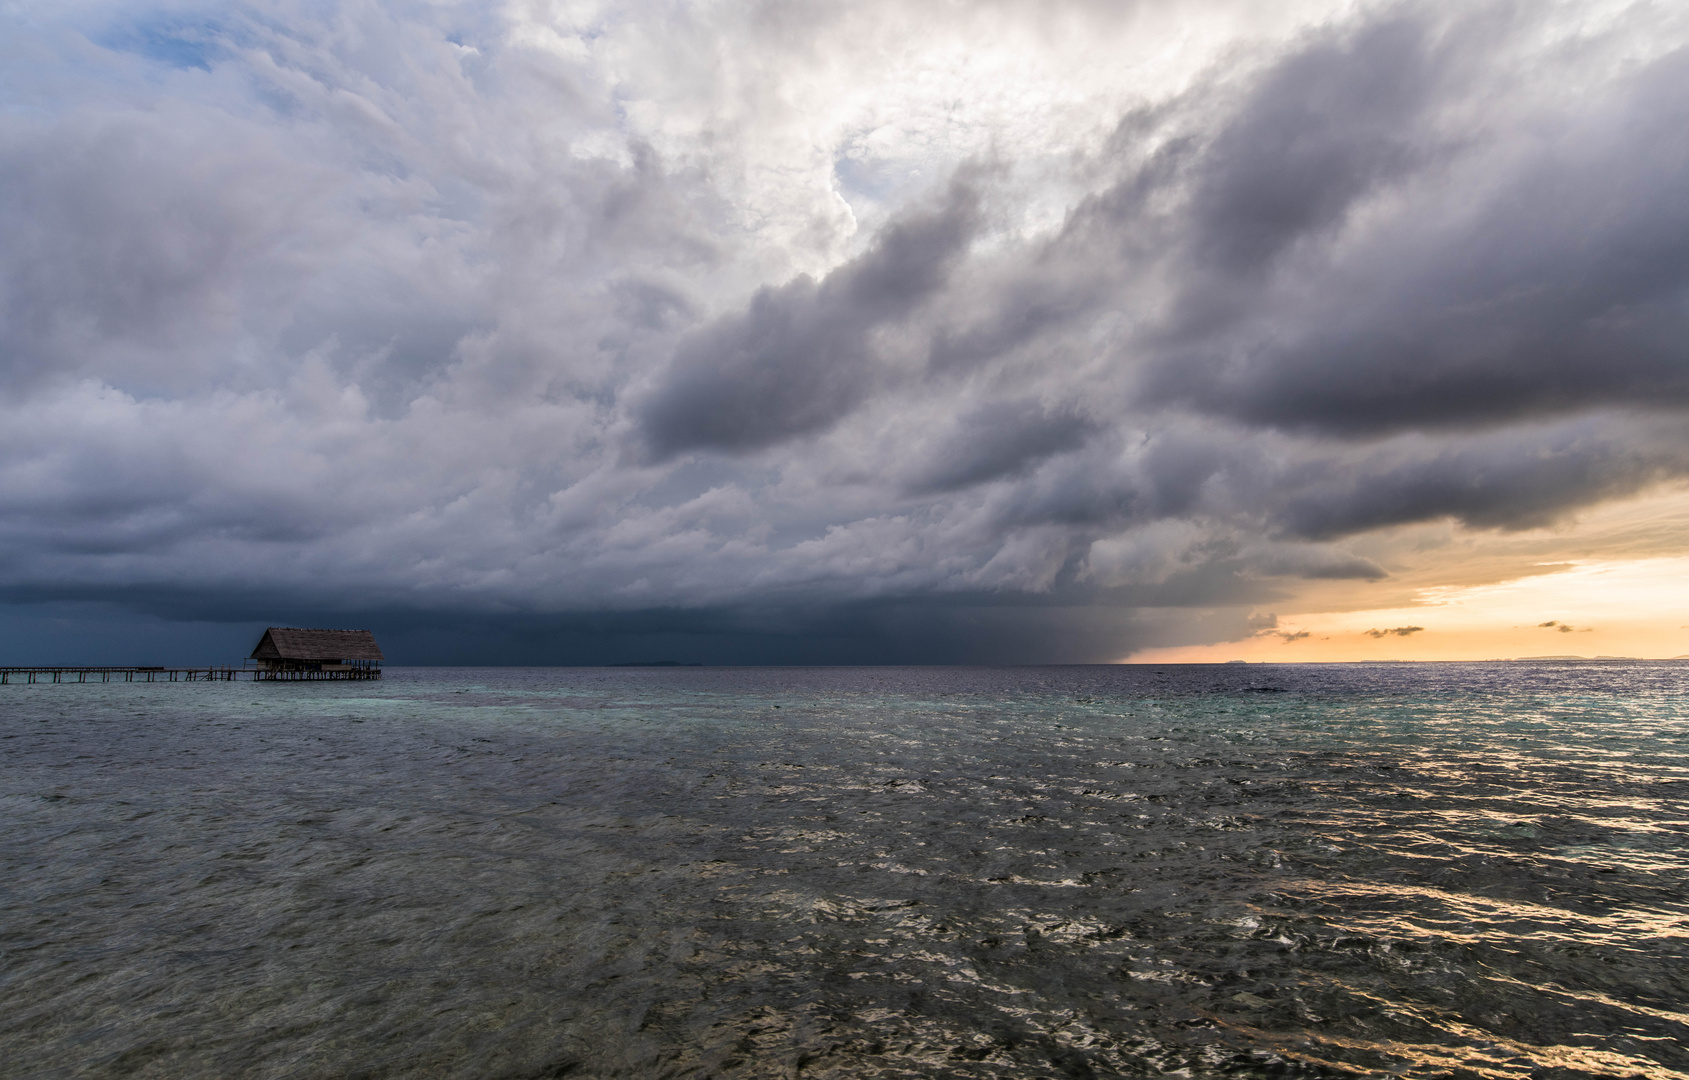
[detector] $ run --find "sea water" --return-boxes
[1,663,1685,1079]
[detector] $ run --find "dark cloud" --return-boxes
[634,183,980,459]
[1364,626,1423,638]
[0,591,1204,667]
[1241,545,1385,580]
[1268,417,1689,538]
[1141,21,1689,437]
[1184,14,1442,277]
[902,399,1095,494]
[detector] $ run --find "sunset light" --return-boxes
[1133,555,1689,663]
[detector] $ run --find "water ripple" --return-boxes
[1,662,1686,1077]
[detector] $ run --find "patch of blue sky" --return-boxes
[833,154,901,203]
[832,153,932,221]
[96,12,231,72]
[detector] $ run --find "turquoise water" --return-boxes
[1,663,1686,1078]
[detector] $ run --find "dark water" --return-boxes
[2,664,1686,1079]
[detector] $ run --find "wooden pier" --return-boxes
[0,666,381,684]
[5,627,386,686]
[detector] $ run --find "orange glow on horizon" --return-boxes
[1128,557,1689,664]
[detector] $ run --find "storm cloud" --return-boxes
[634,183,981,458]
[2,0,1687,662]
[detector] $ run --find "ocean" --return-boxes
[1,663,1685,1079]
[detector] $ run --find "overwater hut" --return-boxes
[249,627,384,678]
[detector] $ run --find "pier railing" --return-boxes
[0,666,381,684]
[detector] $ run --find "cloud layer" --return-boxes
[3,0,1688,661]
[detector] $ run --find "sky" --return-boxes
[3,0,1689,665]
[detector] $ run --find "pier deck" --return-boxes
[0,666,381,684]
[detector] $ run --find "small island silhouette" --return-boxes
[609,660,704,667]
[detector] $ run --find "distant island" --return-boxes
[609,660,704,667]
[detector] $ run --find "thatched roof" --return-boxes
[250,627,384,661]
